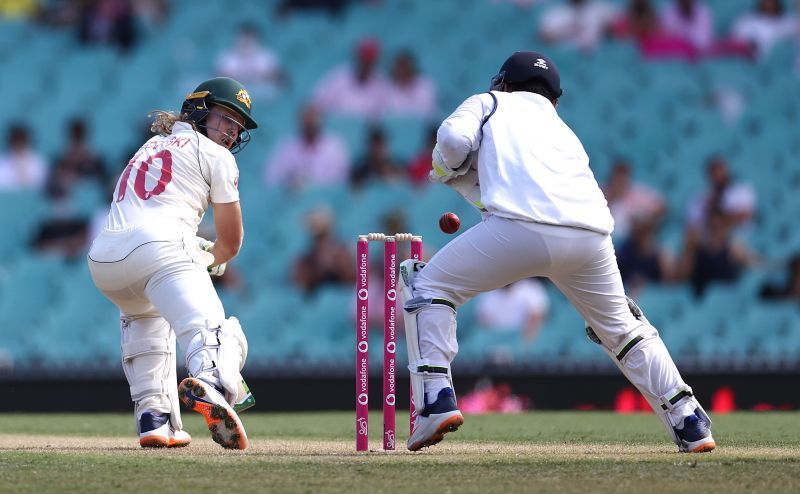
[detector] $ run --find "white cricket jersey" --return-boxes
[437,91,614,234]
[105,122,240,236]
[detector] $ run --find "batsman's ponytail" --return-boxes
[149,110,197,136]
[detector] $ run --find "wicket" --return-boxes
[356,232,423,451]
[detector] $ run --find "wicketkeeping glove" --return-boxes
[197,236,227,277]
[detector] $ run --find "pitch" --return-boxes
[1,411,798,493]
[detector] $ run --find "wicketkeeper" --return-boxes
[398,51,716,453]
[88,77,257,449]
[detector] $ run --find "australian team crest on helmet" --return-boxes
[236,89,252,110]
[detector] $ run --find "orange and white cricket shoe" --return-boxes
[407,388,464,451]
[178,377,248,450]
[138,411,191,448]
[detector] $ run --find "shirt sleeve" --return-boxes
[436,93,494,171]
[210,150,240,204]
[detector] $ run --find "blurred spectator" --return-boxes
[263,105,351,190]
[350,125,403,188]
[311,37,388,118]
[731,0,798,59]
[712,87,747,124]
[46,118,108,201]
[292,206,355,295]
[616,215,675,295]
[659,0,755,59]
[36,0,82,27]
[131,0,169,35]
[0,0,38,19]
[458,378,529,414]
[759,253,800,302]
[31,217,90,261]
[612,0,697,60]
[475,278,550,342]
[686,155,756,233]
[612,0,661,41]
[407,124,437,186]
[383,50,437,117]
[603,159,666,241]
[538,0,619,53]
[0,124,47,192]
[276,0,351,16]
[678,210,754,297]
[78,0,138,53]
[216,23,284,101]
[383,207,406,232]
[659,0,713,53]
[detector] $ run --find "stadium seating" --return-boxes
[1,0,799,373]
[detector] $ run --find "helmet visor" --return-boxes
[206,109,251,154]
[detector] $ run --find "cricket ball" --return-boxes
[439,212,461,234]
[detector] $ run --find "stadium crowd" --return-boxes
[0,0,798,367]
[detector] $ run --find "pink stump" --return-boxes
[409,237,423,433]
[356,237,369,451]
[383,238,397,450]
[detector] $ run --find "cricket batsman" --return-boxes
[88,77,257,449]
[398,51,716,453]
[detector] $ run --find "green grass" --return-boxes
[1,412,799,493]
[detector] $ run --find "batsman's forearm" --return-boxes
[211,239,241,265]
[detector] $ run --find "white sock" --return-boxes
[670,401,697,426]
[424,376,451,405]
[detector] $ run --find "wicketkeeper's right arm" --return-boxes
[430,94,488,181]
[430,93,496,212]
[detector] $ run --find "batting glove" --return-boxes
[197,236,227,277]
[208,263,227,277]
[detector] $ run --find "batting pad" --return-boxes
[121,316,183,432]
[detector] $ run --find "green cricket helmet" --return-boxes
[181,77,258,153]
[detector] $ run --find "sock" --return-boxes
[424,375,451,405]
[670,401,697,427]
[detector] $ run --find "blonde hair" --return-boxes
[148,110,196,136]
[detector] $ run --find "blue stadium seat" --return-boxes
[634,284,694,333]
[0,192,49,261]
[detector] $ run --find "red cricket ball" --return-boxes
[439,212,461,234]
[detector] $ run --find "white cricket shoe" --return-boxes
[179,377,249,450]
[408,388,464,451]
[138,411,191,448]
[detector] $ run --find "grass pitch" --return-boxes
[1,411,799,494]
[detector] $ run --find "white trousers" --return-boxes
[413,215,692,418]
[88,229,224,419]
[88,234,225,348]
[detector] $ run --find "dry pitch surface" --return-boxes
[1,412,799,494]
